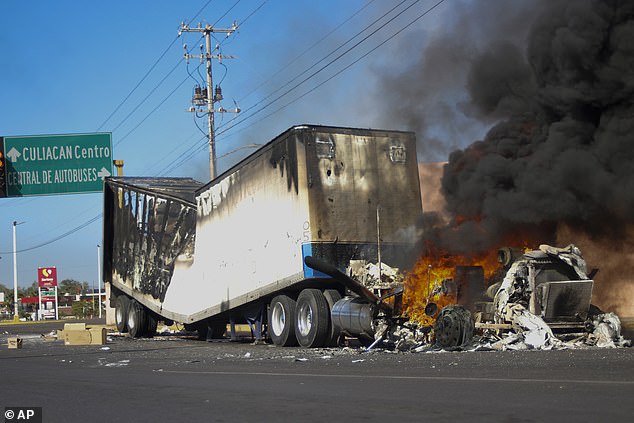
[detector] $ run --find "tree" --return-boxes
[0,283,12,313]
[59,279,85,296]
[71,300,95,319]
[18,282,38,297]
[0,283,11,299]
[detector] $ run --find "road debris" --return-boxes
[104,359,130,367]
[345,245,630,353]
[348,260,404,291]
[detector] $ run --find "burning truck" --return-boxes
[102,124,628,350]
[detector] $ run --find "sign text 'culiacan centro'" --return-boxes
[1,133,112,197]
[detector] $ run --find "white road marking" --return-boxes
[160,370,634,385]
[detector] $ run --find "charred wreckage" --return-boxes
[103,125,629,352]
[332,244,630,352]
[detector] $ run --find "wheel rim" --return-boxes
[271,302,286,336]
[116,307,123,324]
[297,302,312,337]
[127,309,136,331]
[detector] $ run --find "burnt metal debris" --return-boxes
[338,244,630,352]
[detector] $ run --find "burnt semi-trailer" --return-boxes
[102,125,422,347]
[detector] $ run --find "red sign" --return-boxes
[38,267,57,287]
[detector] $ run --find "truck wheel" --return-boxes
[115,295,130,333]
[295,289,330,348]
[268,295,298,346]
[145,312,158,338]
[127,300,147,338]
[434,305,474,349]
[323,289,342,347]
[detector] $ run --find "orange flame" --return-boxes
[402,248,502,326]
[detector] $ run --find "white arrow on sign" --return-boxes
[97,167,111,180]
[6,147,21,163]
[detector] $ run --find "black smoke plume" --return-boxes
[380,0,634,255]
[443,0,634,253]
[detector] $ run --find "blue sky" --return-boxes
[0,0,463,288]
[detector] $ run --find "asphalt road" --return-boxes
[0,320,633,423]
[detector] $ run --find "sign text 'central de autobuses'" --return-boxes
[2,133,113,197]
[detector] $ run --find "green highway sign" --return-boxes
[1,133,112,197]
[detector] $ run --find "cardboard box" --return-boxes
[60,323,107,346]
[8,337,22,349]
[88,327,107,345]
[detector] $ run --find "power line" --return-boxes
[115,74,191,147]
[101,0,246,177]
[100,0,434,181]
[190,0,216,24]
[144,1,269,178]
[238,0,375,103]
[162,0,414,175]
[233,0,407,118]
[96,0,215,131]
[110,56,186,135]
[219,0,448,140]
[16,1,444,256]
[237,0,267,27]
[97,42,180,132]
[0,214,102,255]
[212,0,241,26]
[141,132,199,175]
[215,0,424,137]
[157,135,208,176]
[108,41,206,148]
[6,2,220,255]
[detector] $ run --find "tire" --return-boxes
[295,289,330,348]
[145,312,158,338]
[127,300,147,338]
[434,305,474,349]
[268,295,298,346]
[323,289,342,347]
[115,295,130,333]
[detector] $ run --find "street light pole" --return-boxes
[12,221,21,321]
[97,244,102,318]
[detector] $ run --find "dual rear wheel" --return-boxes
[114,295,157,338]
[268,288,341,348]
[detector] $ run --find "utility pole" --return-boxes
[179,22,240,180]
